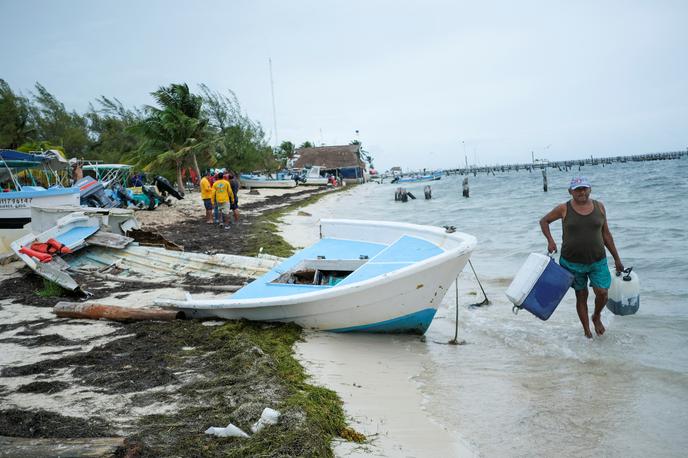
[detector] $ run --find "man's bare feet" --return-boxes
[592,314,605,336]
[583,328,593,339]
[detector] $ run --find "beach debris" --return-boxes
[12,209,281,293]
[251,407,281,433]
[205,423,250,438]
[54,301,185,322]
[297,210,312,217]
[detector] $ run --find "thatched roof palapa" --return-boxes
[293,144,366,170]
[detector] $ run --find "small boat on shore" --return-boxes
[240,173,297,189]
[156,219,477,334]
[0,150,80,253]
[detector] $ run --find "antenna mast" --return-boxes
[269,58,278,148]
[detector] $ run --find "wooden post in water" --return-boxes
[542,169,548,192]
[462,177,469,198]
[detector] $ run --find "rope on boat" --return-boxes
[468,259,490,307]
[448,275,465,345]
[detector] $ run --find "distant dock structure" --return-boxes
[444,150,687,176]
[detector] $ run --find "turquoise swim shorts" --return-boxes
[559,257,611,291]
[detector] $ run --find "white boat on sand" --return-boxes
[240,173,297,189]
[298,166,329,186]
[156,219,477,334]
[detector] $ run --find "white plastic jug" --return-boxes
[606,267,640,316]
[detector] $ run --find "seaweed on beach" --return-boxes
[0,409,112,438]
[125,320,357,457]
[17,381,70,394]
[0,333,80,347]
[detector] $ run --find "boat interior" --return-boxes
[231,235,444,299]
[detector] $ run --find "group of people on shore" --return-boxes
[199,169,239,229]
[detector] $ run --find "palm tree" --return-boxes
[132,84,208,193]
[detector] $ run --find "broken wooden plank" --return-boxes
[0,435,124,458]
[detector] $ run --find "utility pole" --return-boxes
[462,141,468,170]
[269,58,278,148]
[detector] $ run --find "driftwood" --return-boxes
[54,301,185,322]
[0,435,124,457]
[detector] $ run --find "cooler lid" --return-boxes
[505,253,552,306]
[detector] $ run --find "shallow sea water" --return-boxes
[320,157,688,457]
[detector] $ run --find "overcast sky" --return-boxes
[2,0,686,170]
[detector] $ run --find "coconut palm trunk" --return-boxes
[176,160,185,196]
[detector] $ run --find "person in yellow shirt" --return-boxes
[200,170,214,224]
[212,172,235,229]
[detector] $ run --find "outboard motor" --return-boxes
[142,185,164,210]
[112,183,140,209]
[154,176,184,200]
[75,176,115,208]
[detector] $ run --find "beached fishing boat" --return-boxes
[0,150,80,253]
[156,219,477,334]
[240,173,297,189]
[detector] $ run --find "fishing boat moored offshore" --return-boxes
[156,219,477,334]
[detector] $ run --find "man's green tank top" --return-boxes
[561,200,606,264]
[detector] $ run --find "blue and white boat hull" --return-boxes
[157,219,476,334]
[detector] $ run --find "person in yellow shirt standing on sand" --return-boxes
[212,172,235,229]
[199,170,214,224]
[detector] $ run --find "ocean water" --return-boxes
[314,157,688,457]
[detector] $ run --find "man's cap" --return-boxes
[569,176,591,190]
[217,172,224,179]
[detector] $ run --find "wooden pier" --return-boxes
[441,150,687,176]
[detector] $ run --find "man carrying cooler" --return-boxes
[200,170,214,224]
[540,177,624,338]
[212,172,235,230]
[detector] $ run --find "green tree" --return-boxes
[299,141,314,148]
[199,85,275,173]
[274,140,295,166]
[131,83,209,193]
[86,96,143,163]
[29,83,91,156]
[0,79,35,149]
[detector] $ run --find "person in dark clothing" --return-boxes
[228,171,240,223]
[540,177,624,338]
